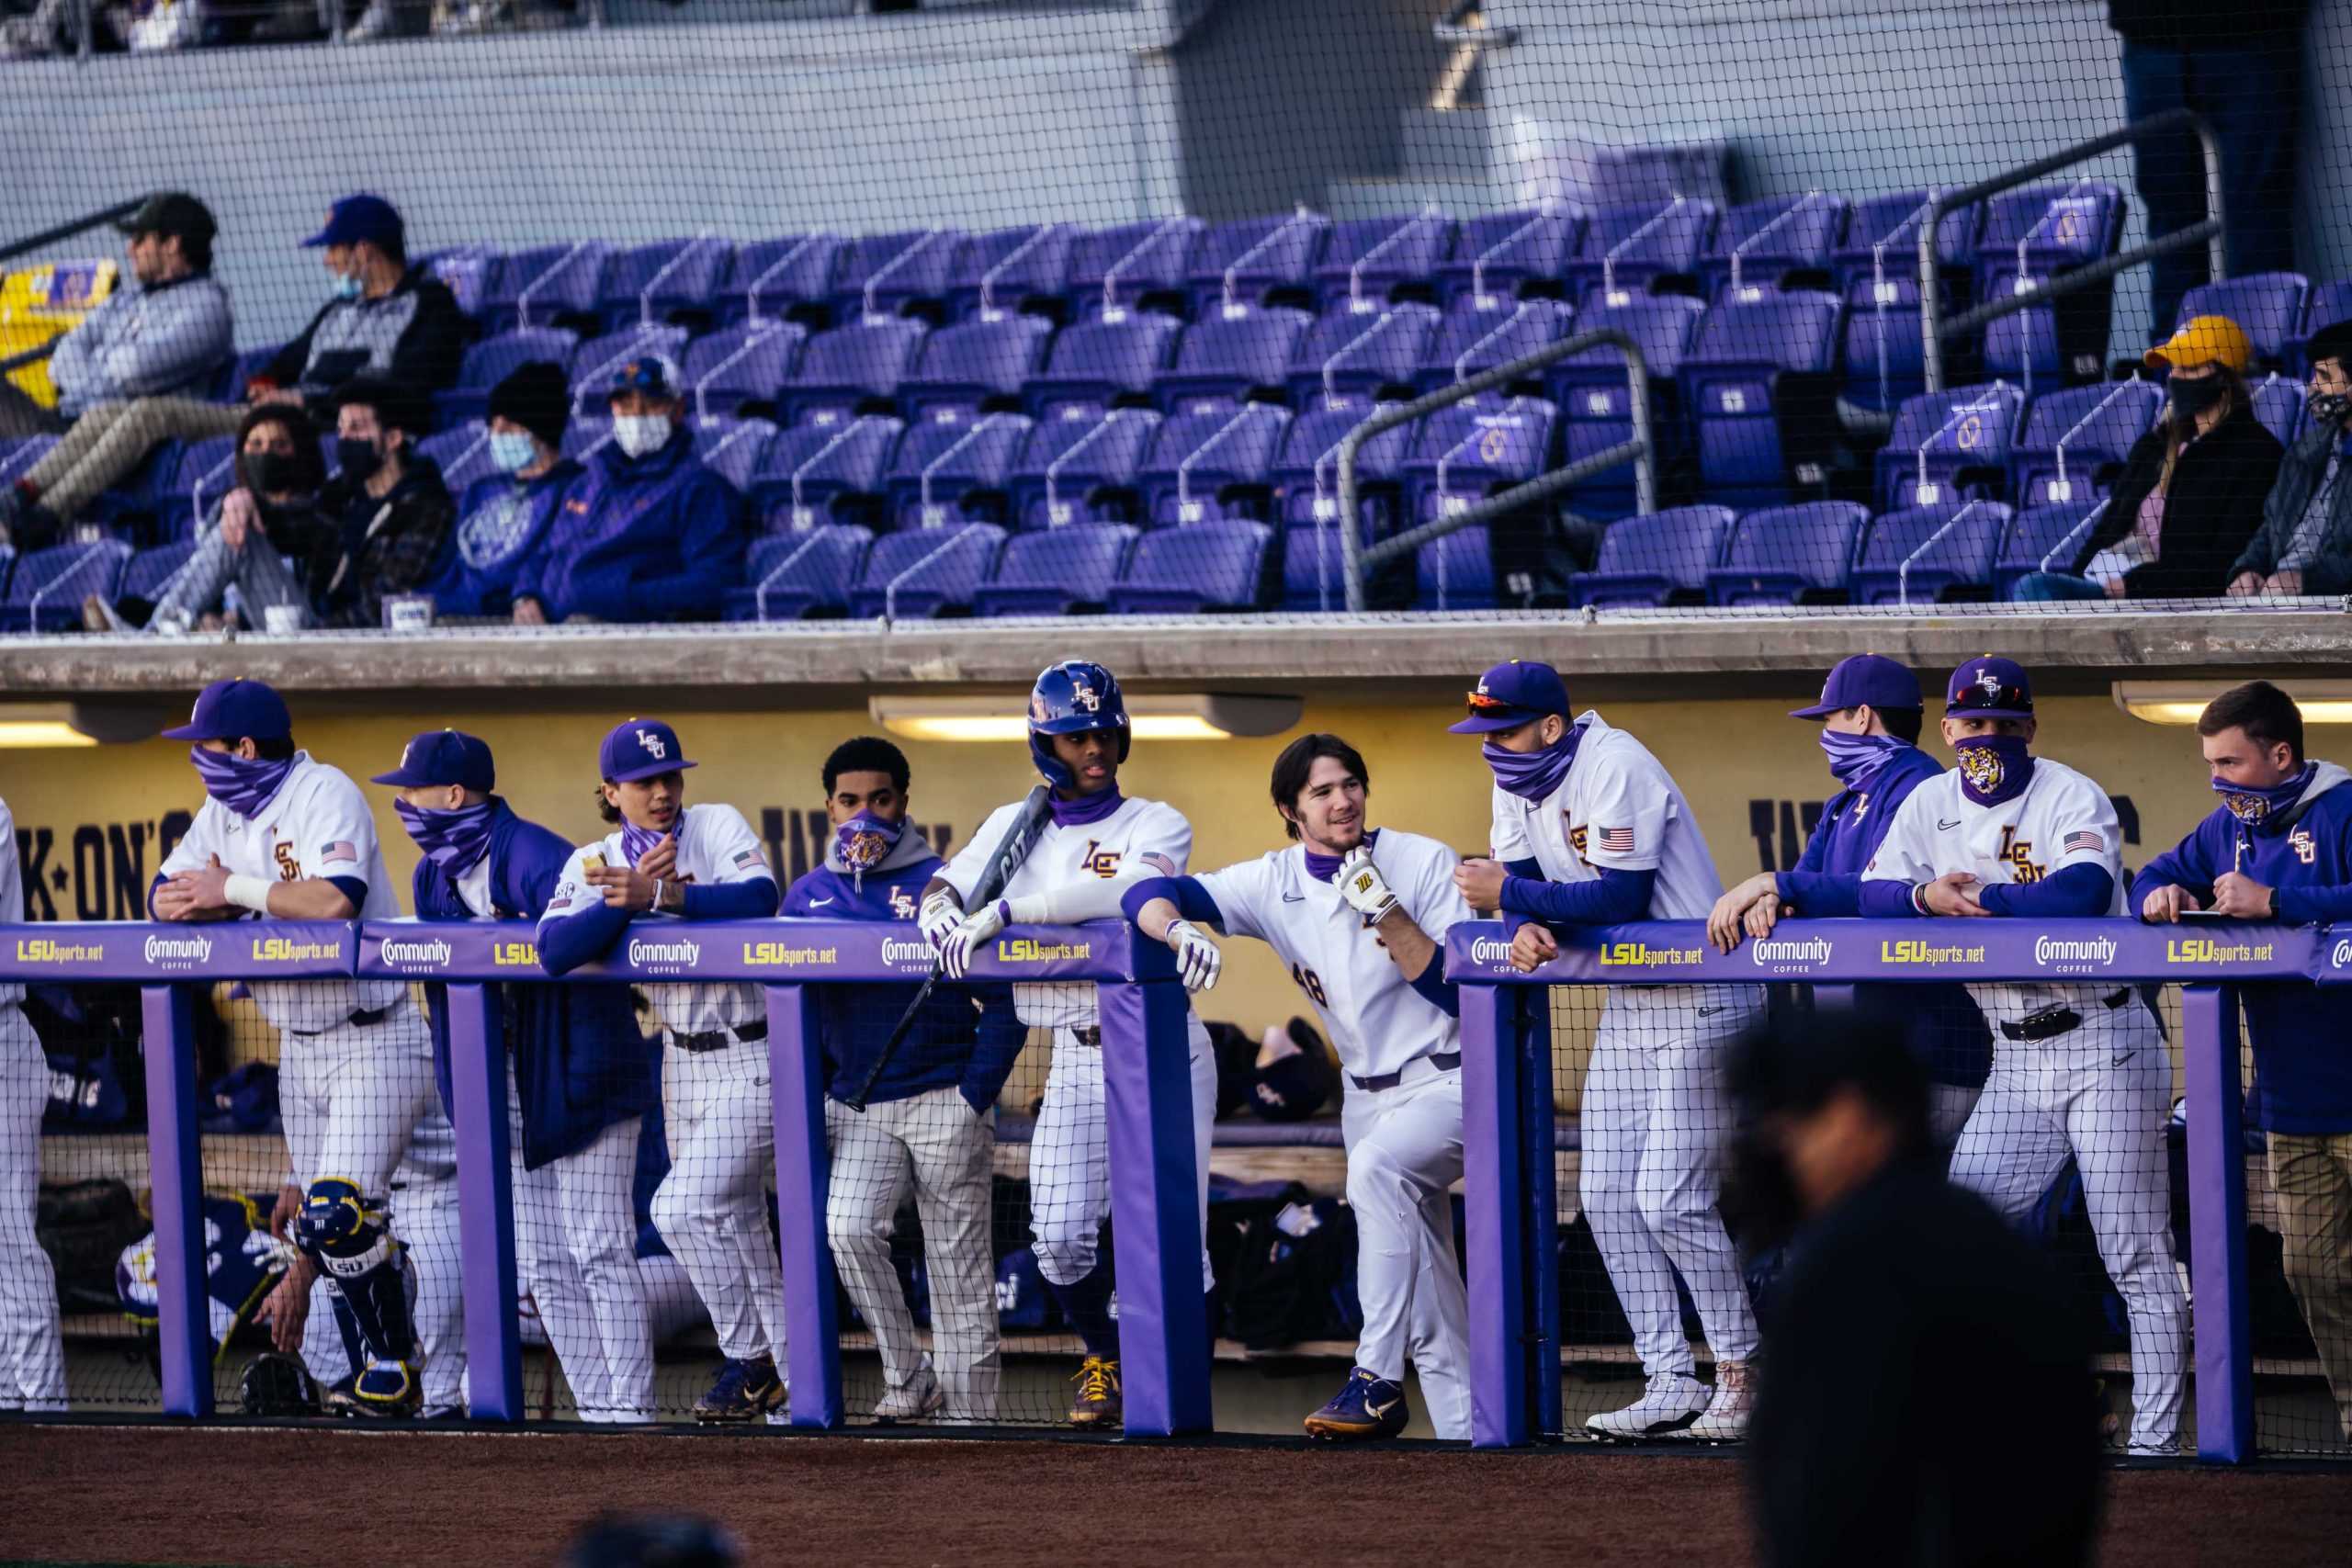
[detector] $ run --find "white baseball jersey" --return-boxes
[157,754,404,1032]
[0,798,22,1008]
[939,795,1191,1028]
[1488,713,1727,916]
[542,802,772,1038]
[1193,829,1475,1081]
[1863,757,2127,1027]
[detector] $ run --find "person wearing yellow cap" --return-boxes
[2009,315,2283,602]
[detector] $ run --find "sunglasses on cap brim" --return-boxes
[1464,691,1538,719]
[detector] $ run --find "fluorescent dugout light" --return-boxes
[0,721,97,749]
[2115,681,2352,727]
[870,693,1302,743]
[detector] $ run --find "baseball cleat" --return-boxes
[2124,1438,2184,1458]
[1067,1356,1123,1428]
[872,1363,945,1424]
[1303,1367,1409,1441]
[323,1360,421,1420]
[693,1355,787,1424]
[1586,1372,1709,1440]
[1677,1359,1756,1442]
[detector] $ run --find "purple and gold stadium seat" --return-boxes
[1547,294,1707,512]
[1284,300,1441,410]
[1871,382,2026,511]
[2287,280,2352,373]
[1105,520,1270,613]
[1699,192,1849,302]
[1415,526,1495,610]
[561,417,613,464]
[897,314,1056,424]
[681,321,807,421]
[484,242,613,333]
[2250,371,2306,446]
[1417,295,1575,392]
[883,412,1031,532]
[1314,212,1458,310]
[421,245,503,323]
[1007,408,1163,529]
[836,228,968,320]
[1994,497,2108,597]
[749,414,904,530]
[846,522,1006,618]
[2008,379,2162,507]
[0,537,129,631]
[1972,182,2125,298]
[778,315,930,428]
[1705,501,1868,605]
[1021,310,1183,419]
[1567,504,1736,608]
[416,423,496,498]
[692,418,777,493]
[1829,189,1980,300]
[1566,197,1719,307]
[2175,273,2309,367]
[947,223,1080,321]
[1682,291,1844,507]
[973,524,1136,616]
[725,525,872,621]
[438,326,581,426]
[119,537,198,608]
[1432,204,1589,307]
[1136,401,1291,525]
[1186,211,1332,314]
[1069,217,1206,318]
[156,435,240,537]
[1152,303,1313,412]
[1404,395,1559,534]
[719,234,851,325]
[1849,500,2011,604]
[597,236,733,334]
[1273,400,1416,607]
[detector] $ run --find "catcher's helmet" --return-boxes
[240,1352,320,1417]
[1027,660,1130,789]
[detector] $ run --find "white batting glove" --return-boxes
[1336,849,1399,927]
[941,899,1009,980]
[919,889,966,955]
[1164,919,1222,993]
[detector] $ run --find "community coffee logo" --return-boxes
[881,937,933,974]
[378,938,453,971]
[1469,937,1516,967]
[143,933,213,969]
[2033,935,2117,976]
[627,937,702,974]
[1750,935,1831,973]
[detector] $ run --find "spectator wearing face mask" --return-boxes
[85,401,337,635]
[427,361,579,619]
[2009,315,2283,602]
[2231,320,2352,600]
[512,356,746,626]
[244,194,470,420]
[313,376,456,629]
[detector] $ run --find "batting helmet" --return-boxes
[1027,660,1130,789]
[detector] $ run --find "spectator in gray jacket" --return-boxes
[0,193,243,548]
[2231,321,2352,600]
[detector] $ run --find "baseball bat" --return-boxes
[844,784,1055,1112]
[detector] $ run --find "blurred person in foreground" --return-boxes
[1731,1011,2101,1568]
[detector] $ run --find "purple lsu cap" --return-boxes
[1447,660,1572,734]
[1789,653,1922,719]
[599,717,697,783]
[371,729,494,793]
[161,679,292,742]
[1945,655,2035,719]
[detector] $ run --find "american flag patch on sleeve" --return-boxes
[1141,852,1177,876]
[2063,830,2102,854]
[320,840,358,866]
[1595,827,1635,853]
[733,847,764,870]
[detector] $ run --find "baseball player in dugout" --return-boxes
[1860,656,2188,1453]
[152,679,435,1417]
[2135,680,2352,1443]
[376,728,660,1423]
[1708,654,1994,1144]
[930,660,1221,1431]
[1115,732,1479,1441]
[538,718,785,1424]
[0,792,66,1413]
[1450,660,1764,1442]
[786,737,1026,1425]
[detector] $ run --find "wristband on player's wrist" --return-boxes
[1909,881,1931,916]
[223,873,273,915]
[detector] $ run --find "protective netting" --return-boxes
[2,2,2346,626]
[1544,981,2349,1456]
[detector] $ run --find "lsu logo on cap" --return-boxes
[1958,744,2007,795]
[1974,668,2005,698]
[637,728,666,761]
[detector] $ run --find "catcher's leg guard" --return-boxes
[297,1178,420,1416]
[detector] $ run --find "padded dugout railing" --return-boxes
[0,913,2321,1459]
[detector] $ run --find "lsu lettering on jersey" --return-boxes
[157,754,403,1032]
[541,803,773,1038]
[939,795,1189,1028]
[1488,713,1727,917]
[1863,758,2125,1026]
[1193,829,1476,1081]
